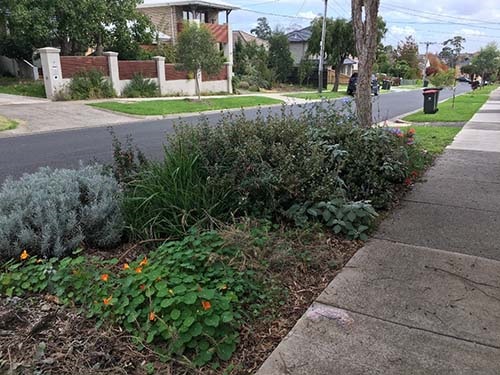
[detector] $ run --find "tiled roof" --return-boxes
[139,0,239,10]
[286,27,312,43]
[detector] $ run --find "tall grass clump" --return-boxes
[68,69,115,100]
[123,144,230,240]
[122,73,159,98]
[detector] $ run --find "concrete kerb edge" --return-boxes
[389,89,470,122]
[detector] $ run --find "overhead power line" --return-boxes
[383,2,500,25]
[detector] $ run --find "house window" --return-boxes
[182,11,190,21]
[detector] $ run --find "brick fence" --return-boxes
[39,48,232,99]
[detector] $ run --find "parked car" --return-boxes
[346,73,379,96]
[456,76,471,83]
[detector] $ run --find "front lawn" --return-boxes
[403,85,498,122]
[0,77,46,98]
[90,96,283,116]
[0,115,17,131]
[400,125,462,155]
[285,86,348,100]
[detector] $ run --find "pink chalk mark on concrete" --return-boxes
[307,303,354,327]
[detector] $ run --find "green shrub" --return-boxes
[123,144,230,240]
[171,103,412,216]
[0,165,124,259]
[285,199,378,240]
[238,81,250,90]
[68,69,115,100]
[0,231,261,367]
[122,73,159,98]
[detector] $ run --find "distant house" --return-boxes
[138,1,239,51]
[232,30,269,50]
[286,26,313,65]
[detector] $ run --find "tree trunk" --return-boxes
[95,33,104,56]
[333,61,342,92]
[195,67,202,100]
[352,0,380,128]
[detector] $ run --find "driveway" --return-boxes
[0,93,141,137]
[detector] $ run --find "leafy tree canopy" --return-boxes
[0,0,154,59]
[250,17,272,40]
[267,32,294,83]
[176,22,225,98]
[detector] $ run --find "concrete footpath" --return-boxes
[257,89,500,374]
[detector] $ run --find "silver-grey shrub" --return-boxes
[0,165,124,259]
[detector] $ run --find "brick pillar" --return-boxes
[153,56,166,96]
[38,47,63,100]
[103,52,120,95]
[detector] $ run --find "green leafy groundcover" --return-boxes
[0,231,262,367]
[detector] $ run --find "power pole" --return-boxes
[419,41,439,86]
[318,0,328,93]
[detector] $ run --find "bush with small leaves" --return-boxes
[0,165,124,260]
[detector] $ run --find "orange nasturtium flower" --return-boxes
[100,274,109,282]
[149,311,156,321]
[123,263,130,270]
[135,267,142,274]
[20,250,29,261]
[139,257,148,267]
[201,301,212,311]
[103,296,113,305]
[140,284,146,290]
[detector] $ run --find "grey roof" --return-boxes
[139,0,239,10]
[286,27,312,43]
[343,57,357,65]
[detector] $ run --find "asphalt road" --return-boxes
[0,84,471,182]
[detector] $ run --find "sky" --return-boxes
[222,0,500,53]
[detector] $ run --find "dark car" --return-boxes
[456,76,471,83]
[346,73,379,96]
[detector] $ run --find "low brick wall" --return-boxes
[60,56,109,78]
[118,60,157,80]
[202,68,228,82]
[165,64,190,81]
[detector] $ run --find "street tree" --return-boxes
[470,43,500,84]
[393,36,420,78]
[352,0,381,128]
[176,22,225,100]
[267,32,294,83]
[250,17,272,40]
[308,18,354,92]
[439,36,466,68]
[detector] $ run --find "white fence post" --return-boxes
[104,52,120,95]
[224,24,233,94]
[153,56,166,96]
[39,47,63,100]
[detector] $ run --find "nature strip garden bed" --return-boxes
[0,102,460,374]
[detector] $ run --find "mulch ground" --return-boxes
[0,228,362,375]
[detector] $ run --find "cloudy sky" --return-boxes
[223,0,500,53]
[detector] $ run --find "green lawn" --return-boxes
[0,77,46,98]
[285,86,348,100]
[90,96,283,116]
[0,115,17,131]
[412,126,461,155]
[403,85,498,122]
